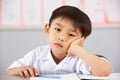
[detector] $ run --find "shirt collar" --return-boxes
[38,45,51,61]
[61,56,76,64]
[38,45,78,64]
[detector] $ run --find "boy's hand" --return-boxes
[67,37,85,57]
[4,66,39,78]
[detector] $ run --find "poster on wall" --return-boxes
[23,0,41,26]
[85,0,105,24]
[1,0,21,28]
[105,0,120,23]
[0,0,120,29]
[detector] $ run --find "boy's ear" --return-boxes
[44,24,50,36]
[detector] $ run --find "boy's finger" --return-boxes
[23,69,30,78]
[19,71,25,78]
[27,68,35,77]
[74,37,84,42]
[80,37,85,44]
[73,37,85,44]
[33,68,39,76]
[75,37,84,45]
[79,37,85,42]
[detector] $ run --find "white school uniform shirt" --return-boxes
[8,45,91,74]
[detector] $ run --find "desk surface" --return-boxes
[1,73,120,80]
[0,75,28,80]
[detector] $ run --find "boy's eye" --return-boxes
[55,28,61,32]
[69,34,75,37]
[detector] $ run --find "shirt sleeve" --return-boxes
[8,47,41,69]
[76,58,91,75]
[96,54,107,59]
[96,54,111,65]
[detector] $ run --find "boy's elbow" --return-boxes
[102,66,112,76]
[92,65,112,76]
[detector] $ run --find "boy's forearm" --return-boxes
[4,66,40,78]
[4,68,19,76]
[72,45,112,76]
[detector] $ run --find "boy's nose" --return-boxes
[57,36,67,42]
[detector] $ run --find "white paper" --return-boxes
[30,73,79,80]
[30,73,120,80]
[30,77,60,80]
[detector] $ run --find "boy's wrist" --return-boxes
[69,45,82,56]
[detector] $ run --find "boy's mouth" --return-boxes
[54,43,63,47]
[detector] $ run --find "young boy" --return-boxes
[4,6,112,78]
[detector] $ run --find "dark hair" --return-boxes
[49,5,92,38]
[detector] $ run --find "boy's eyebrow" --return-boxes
[54,23,77,32]
[54,23,64,27]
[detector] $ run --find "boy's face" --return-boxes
[45,17,83,57]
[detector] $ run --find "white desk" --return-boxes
[1,73,120,80]
[0,75,28,80]
[79,73,120,79]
